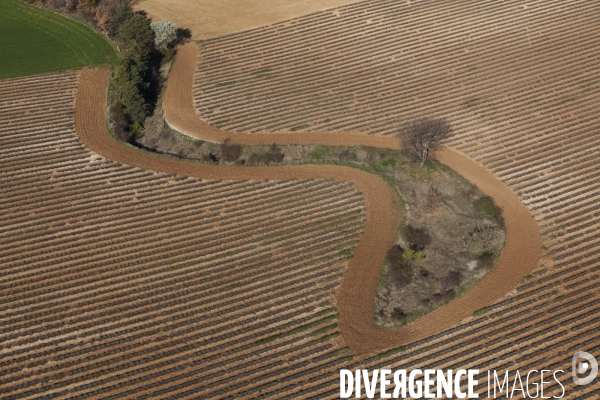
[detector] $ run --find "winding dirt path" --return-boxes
[79,48,540,353]
[163,43,399,148]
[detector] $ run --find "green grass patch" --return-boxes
[339,248,354,260]
[252,273,272,282]
[253,334,281,346]
[0,0,116,79]
[561,97,576,103]
[316,332,339,343]
[522,274,534,283]
[528,99,539,104]
[251,68,271,75]
[215,81,236,87]
[554,295,565,302]
[469,66,477,72]
[290,124,309,132]
[473,195,503,226]
[472,307,490,317]
[333,348,351,357]
[310,145,334,160]
[377,346,404,359]
[579,79,598,89]
[251,68,276,79]
[310,323,338,337]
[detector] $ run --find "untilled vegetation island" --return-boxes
[135,117,507,328]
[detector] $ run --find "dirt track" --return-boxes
[78,68,406,354]
[164,44,399,148]
[91,42,540,354]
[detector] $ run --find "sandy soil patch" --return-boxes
[135,0,360,40]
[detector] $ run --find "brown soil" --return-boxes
[82,58,540,354]
[135,0,360,40]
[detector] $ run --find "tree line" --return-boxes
[25,0,189,141]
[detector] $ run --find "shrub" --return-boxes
[108,10,161,138]
[151,21,177,50]
[402,248,424,268]
[247,144,284,165]
[337,148,357,161]
[203,152,219,164]
[392,308,407,321]
[386,245,413,288]
[268,144,284,163]
[175,28,192,45]
[402,225,431,250]
[465,225,503,256]
[220,143,242,162]
[109,106,130,142]
[424,185,443,211]
[386,245,424,288]
[473,195,503,226]
[443,270,462,291]
[104,3,134,37]
[477,252,495,269]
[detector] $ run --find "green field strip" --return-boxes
[0,0,116,79]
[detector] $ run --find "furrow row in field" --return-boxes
[0,71,370,399]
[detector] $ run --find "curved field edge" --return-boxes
[0,0,116,80]
[75,68,402,354]
[161,43,542,354]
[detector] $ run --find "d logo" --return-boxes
[572,351,598,386]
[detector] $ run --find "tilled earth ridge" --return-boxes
[0,71,378,399]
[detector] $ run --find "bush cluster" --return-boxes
[28,0,190,141]
[473,195,503,226]
[247,145,285,165]
[402,225,431,251]
[386,245,425,288]
[220,143,242,162]
[464,224,503,257]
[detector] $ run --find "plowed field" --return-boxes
[0,72,376,398]
[176,0,599,397]
[2,0,600,398]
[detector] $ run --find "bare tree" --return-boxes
[399,118,452,167]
